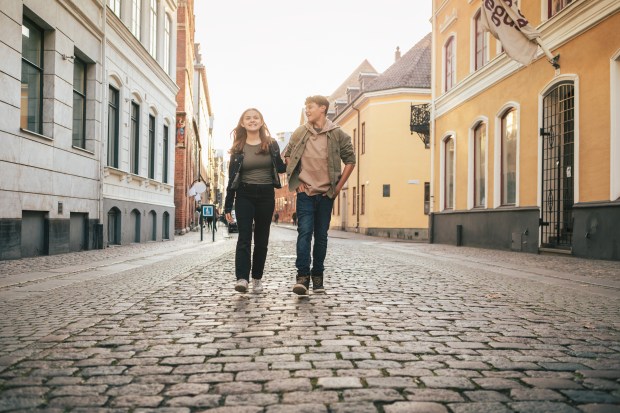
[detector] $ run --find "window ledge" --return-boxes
[21,128,53,141]
[71,145,95,155]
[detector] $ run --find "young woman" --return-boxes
[224,108,286,293]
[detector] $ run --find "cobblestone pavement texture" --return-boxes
[0,225,619,412]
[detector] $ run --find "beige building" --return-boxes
[331,35,432,240]
[430,0,620,260]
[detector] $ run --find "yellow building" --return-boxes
[331,35,432,240]
[430,0,620,259]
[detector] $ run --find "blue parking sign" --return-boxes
[202,204,214,217]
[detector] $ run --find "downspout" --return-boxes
[352,104,361,232]
[98,0,107,249]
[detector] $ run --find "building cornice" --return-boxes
[434,0,619,119]
[334,87,431,123]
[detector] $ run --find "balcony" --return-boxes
[410,103,430,148]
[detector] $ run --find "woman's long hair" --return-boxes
[230,108,271,154]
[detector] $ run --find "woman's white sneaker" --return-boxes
[252,278,263,293]
[235,279,248,293]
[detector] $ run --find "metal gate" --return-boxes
[540,82,574,249]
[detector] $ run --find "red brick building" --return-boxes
[174,0,212,234]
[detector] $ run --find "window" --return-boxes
[361,185,365,215]
[162,124,169,183]
[361,122,366,154]
[383,184,390,197]
[474,10,487,70]
[445,137,455,209]
[130,101,140,174]
[131,0,141,39]
[148,114,156,179]
[108,0,121,17]
[501,109,517,205]
[72,58,87,148]
[21,18,43,134]
[444,36,455,92]
[164,14,171,74]
[353,128,357,153]
[149,0,157,58]
[163,211,170,239]
[107,86,119,167]
[549,0,573,17]
[337,194,340,216]
[352,187,357,214]
[474,122,486,207]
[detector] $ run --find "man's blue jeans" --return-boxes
[295,192,334,276]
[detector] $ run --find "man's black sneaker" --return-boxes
[293,275,310,295]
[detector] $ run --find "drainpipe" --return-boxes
[98,0,107,249]
[352,104,361,232]
[429,6,437,243]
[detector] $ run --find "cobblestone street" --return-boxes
[0,226,619,413]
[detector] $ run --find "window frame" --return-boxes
[501,108,517,206]
[72,57,87,149]
[130,101,140,175]
[444,36,455,92]
[473,122,487,208]
[149,0,157,58]
[148,113,156,179]
[108,0,121,17]
[162,123,169,183]
[474,10,488,71]
[107,86,120,168]
[164,13,171,74]
[361,122,366,155]
[20,17,44,134]
[444,136,455,210]
[548,0,574,18]
[131,0,141,39]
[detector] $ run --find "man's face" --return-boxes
[305,102,325,123]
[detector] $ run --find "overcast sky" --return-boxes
[193,1,432,151]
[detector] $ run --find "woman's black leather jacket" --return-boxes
[224,138,286,213]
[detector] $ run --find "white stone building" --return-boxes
[0,0,178,259]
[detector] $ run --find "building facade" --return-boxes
[103,0,178,247]
[0,0,178,259]
[430,0,620,260]
[174,0,212,235]
[331,36,432,240]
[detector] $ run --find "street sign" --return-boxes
[202,204,214,217]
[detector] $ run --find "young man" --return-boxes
[283,96,356,295]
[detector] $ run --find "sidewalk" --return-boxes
[0,225,231,290]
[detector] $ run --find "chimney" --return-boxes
[395,46,401,62]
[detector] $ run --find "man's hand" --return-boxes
[296,182,308,193]
[225,213,233,223]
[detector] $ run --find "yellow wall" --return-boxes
[333,92,431,230]
[433,2,620,212]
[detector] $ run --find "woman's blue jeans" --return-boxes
[295,192,334,276]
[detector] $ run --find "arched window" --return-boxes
[444,36,455,92]
[445,137,455,209]
[130,209,141,243]
[163,211,170,239]
[501,108,517,205]
[474,122,487,207]
[107,207,121,245]
[149,211,157,241]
